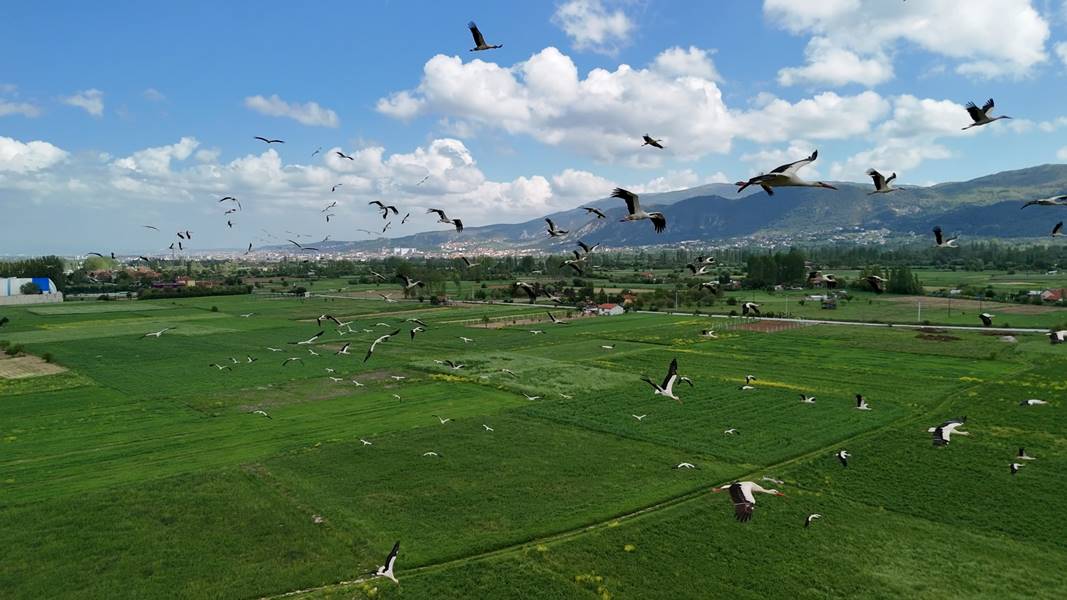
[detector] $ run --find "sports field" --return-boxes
[1,294,1065,599]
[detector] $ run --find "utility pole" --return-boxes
[917,299,921,323]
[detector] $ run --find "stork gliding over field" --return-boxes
[929,417,969,446]
[641,358,682,403]
[711,481,784,522]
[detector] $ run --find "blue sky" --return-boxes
[3,0,1067,254]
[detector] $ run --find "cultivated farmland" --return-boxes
[1,294,1065,599]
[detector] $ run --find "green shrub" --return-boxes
[210,306,219,312]
[41,352,54,363]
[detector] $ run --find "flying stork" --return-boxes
[641,358,682,403]
[368,541,400,584]
[961,98,1011,130]
[866,169,899,195]
[641,134,664,149]
[735,150,836,196]
[836,449,851,467]
[711,481,784,522]
[468,21,502,52]
[611,188,667,233]
[933,226,959,248]
[545,218,569,238]
[929,417,969,446]
[1021,195,1067,209]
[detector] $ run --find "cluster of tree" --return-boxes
[855,265,924,294]
[137,285,252,300]
[0,256,66,292]
[806,240,1067,272]
[744,249,807,288]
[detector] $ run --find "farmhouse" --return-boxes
[597,303,625,316]
[1040,288,1065,302]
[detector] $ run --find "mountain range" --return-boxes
[295,164,1067,252]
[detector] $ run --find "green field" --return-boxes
[1,294,1065,599]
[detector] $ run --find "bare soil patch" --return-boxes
[916,333,961,342]
[472,312,597,329]
[0,355,68,379]
[733,320,814,333]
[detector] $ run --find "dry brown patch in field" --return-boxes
[471,312,597,329]
[916,333,961,342]
[0,355,68,379]
[733,320,815,333]
[881,295,1062,315]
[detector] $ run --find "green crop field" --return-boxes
[1,294,1065,599]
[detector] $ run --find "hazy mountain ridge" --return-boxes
[299,164,1067,251]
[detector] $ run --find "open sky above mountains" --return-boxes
[3,0,1067,254]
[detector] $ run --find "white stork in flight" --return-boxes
[545,218,569,238]
[962,98,1011,130]
[836,449,851,467]
[866,169,899,195]
[1021,195,1067,209]
[368,541,400,584]
[468,21,502,52]
[933,226,959,248]
[711,481,784,522]
[641,134,664,149]
[611,188,667,233]
[929,417,969,446]
[641,358,682,403]
[735,150,836,196]
[855,394,872,410]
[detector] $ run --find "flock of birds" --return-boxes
[71,19,1066,590]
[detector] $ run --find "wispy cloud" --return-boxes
[62,89,105,117]
[244,94,339,128]
[142,88,166,102]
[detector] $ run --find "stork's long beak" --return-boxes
[819,183,837,190]
[775,492,786,497]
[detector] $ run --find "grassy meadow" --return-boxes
[1,293,1065,599]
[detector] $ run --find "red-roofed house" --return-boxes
[1041,288,1066,302]
[597,303,625,316]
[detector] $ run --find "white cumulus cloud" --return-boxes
[552,0,633,55]
[0,136,68,173]
[765,0,1050,85]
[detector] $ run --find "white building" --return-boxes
[597,303,625,316]
[0,277,63,305]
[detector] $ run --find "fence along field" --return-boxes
[0,294,1064,599]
